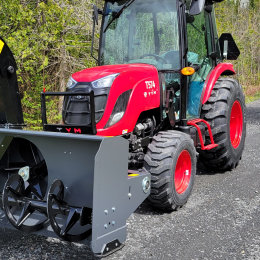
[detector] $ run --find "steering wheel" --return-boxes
[139,54,168,64]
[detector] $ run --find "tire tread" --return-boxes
[199,78,246,170]
[144,131,196,210]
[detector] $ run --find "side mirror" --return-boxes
[189,0,205,15]
[219,33,240,60]
[93,4,99,25]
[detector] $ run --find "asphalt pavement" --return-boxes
[0,99,260,260]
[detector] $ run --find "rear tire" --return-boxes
[143,131,196,211]
[199,78,246,170]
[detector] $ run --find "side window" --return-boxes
[187,11,208,64]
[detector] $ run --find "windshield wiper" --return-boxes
[104,0,136,33]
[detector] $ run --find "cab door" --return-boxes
[186,8,216,119]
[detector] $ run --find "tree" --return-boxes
[0,0,97,129]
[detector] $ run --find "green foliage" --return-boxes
[215,0,260,88]
[0,0,96,129]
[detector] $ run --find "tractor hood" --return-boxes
[71,63,158,82]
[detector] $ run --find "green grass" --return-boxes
[245,91,260,104]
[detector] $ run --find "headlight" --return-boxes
[108,112,125,127]
[105,89,132,128]
[91,73,119,88]
[66,77,77,89]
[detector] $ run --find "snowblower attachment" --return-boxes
[0,37,151,256]
[0,130,150,256]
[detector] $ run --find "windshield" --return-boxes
[100,0,180,70]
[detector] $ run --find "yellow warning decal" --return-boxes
[128,174,139,177]
[0,40,4,54]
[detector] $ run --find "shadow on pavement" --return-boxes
[196,160,228,175]
[0,226,99,260]
[134,159,230,216]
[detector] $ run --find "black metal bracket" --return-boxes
[95,239,124,258]
[165,88,176,127]
[40,91,97,135]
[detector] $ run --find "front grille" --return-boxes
[95,95,107,121]
[62,89,108,125]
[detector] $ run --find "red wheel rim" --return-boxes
[230,100,243,149]
[174,150,192,194]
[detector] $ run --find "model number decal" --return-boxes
[144,81,157,98]
[145,81,156,89]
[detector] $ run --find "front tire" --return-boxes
[199,78,246,170]
[143,131,196,211]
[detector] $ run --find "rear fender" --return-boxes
[201,63,235,104]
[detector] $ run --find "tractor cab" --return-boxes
[95,0,221,121]
[55,0,239,138]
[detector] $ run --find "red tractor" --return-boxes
[0,0,246,256]
[58,0,245,209]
